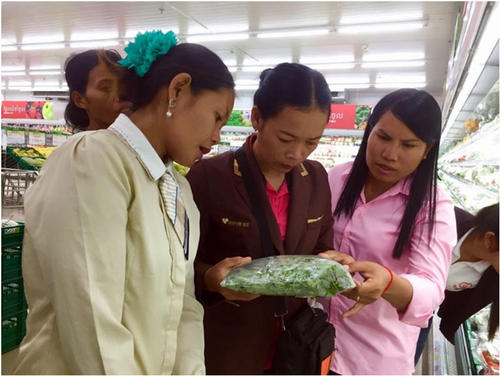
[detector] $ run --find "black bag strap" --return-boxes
[234,148,288,320]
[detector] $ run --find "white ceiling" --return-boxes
[2,1,460,104]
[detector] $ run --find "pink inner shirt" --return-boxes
[265,180,289,241]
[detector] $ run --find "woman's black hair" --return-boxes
[64,49,123,130]
[472,203,499,238]
[123,43,234,110]
[253,62,332,120]
[334,88,442,258]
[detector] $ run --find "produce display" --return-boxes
[465,305,499,375]
[32,146,56,159]
[221,255,356,298]
[213,130,362,168]
[6,147,46,170]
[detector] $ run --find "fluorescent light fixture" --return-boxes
[125,28,179,38]
[186,33,249,43]
[310,63,355,70]
[363,52,425,62]
[23,35,63,43]
[228,66,238,73]
[30,65,61,71]
[2,66,25,72]
[257,28,329,39]
[70,40,119,48]
[326,76,370,84]
[34,80,60,86]
[340,11,423,25]
[29,71,61,76]
[241,65,273,72]
[375,82,426,89]
[2,46,17,51]
[338,21,424,34]
[300,55,354,64]
[235,79,259,86]
[235,85,259,91]
[330,84,370,91]
[362,61,425,68]
[21,43,65,51]
[2,72,26,76]
[376,73,426,83]
[32,86,67,91]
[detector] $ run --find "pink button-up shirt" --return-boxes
[327,162,456,375]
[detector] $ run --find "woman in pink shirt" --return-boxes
[324,89,457,375]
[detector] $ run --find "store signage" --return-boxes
[6,129,26,145]
[1,101,51,119]
[28,131,46,146]
[52,134,68,146]
[327,104,371,130]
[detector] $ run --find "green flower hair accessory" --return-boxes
[119,30,178,77]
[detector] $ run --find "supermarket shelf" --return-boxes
[445,159,500,167]
[440,169,498,196]
[2,119,66,126]
[439,173,470,211]
[221,125,364,137]
[440,118,499,162]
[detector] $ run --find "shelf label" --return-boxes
[6,129,26,145]
[28,131,46,146]
[52,134,68,146]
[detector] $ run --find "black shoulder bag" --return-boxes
[234,148,335,375]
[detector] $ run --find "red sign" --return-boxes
[2,101,46,119]
[327,104,357,129]
[326,104,372,130]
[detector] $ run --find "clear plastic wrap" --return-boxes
[221,255,356,298]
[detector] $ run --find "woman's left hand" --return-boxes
[341,261,392,318]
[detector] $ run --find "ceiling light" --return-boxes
[310,63,355,70]
[338,21,424,34]
[362,61,425,68]
[363,52,425,62]
[2,66,25,72]
[326,76,370,84]
[29,71,61,76]
[30,65,61,71]
[375,82,426,89]
[376,73,426,83]
[186,33,249,43]
[228,66,238,73]
[2,46,17,52]
[235,85,259,91]
[257,28,329,39]
[300,55,354,64]
[340,11,423,25]
[235,79,259,86]
[330,84,371,91]
[70,40,119,48]
[21,43,65,51]
[2,72,27,76]
[241,65,273,73]
[125,28,179,39]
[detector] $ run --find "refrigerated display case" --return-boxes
[213,126,363,169]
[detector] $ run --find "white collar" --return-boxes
[109,114,167,181]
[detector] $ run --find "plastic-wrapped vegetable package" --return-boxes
[221,255,356,298]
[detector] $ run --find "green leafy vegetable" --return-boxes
[221,255,355,298]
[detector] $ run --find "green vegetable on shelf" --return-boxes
[221,255,356,298]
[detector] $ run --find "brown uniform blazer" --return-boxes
[187,136,334,375]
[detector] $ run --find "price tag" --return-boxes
[6,129,26,145]
[28,131,46,146]
[52,134,68,146]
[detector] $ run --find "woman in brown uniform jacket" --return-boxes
[187,63,337,374]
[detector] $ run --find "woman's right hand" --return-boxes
[204,257,260,301]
